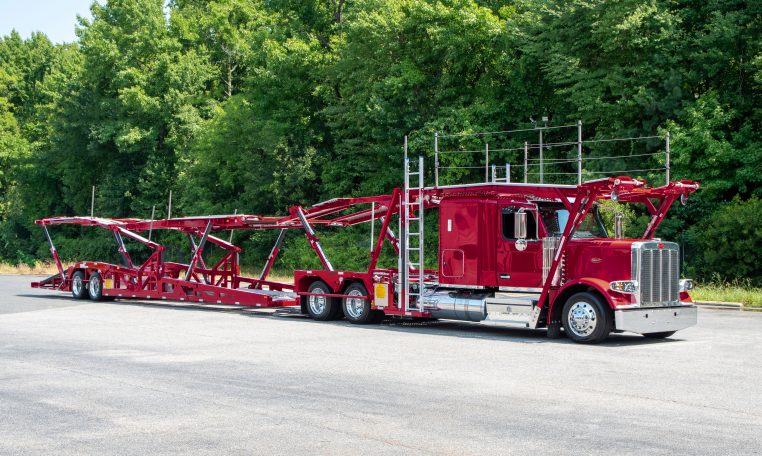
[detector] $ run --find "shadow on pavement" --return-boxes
[15,292,684,347]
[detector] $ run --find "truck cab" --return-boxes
[434,181,697,343]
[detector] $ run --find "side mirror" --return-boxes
[514,210,528,251]
[514,210,527,240]
[614,213,623,239]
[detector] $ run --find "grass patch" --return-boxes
[693,278,762,308]
[241,271,294,284]
[0,262,61,275]
[0,261,296,284]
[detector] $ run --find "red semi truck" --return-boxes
[294,173,700,343]
[32,163,699,343]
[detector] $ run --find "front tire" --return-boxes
[561,292,612,344]
[304,280,341,321]
[71,271,88,299]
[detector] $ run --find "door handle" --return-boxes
[500,274,511,280]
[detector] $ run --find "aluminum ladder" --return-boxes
[491,163,511,183]
[401,137,425,311]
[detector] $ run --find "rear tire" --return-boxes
[304,280,341,321]
[642,331,676,339]
[71,271,88,299]
[561,292,612,344]
[342,283,381,324]
[88,272,104,301]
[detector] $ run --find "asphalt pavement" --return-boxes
[1,275,760,455]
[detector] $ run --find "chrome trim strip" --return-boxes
[498,286,543,292]
[437,283,486,290]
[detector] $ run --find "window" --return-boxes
[502,207,537,240]
[538,203,608,238]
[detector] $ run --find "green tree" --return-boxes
[0,68,30,261]
[688,197,762,284]
[48,0,216,218]
[322,0,512,196]
[178,0,329,216]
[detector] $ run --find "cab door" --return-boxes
[496,205,543,288]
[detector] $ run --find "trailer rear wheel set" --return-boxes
[305,281,341,321]
[71,270,87,299]
[342,283,383,324]
[33,149,699,343]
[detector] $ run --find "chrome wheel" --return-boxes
[72,275,83,296]
[561,292,611,344]
[90,276,101,296]
[344,289,365,319]
[308,286,328,315]
[304,280,340,321]
[88,271,105,301]
[568,301,597,337]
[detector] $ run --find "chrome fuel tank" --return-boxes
[422,289,488,322]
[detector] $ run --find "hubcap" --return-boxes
[309,287,328,315]
[568,301,597,337]
[90,276,101,296]
[72,275,83,295]
[345,289,366,319]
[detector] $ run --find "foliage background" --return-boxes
[0,0,760,283]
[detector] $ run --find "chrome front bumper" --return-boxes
[614,305,697,334]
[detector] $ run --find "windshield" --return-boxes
[538,203,609,239]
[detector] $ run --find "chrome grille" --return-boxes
[633,242,680,307]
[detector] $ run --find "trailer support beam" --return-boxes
[369,189,400,271]
[113,230,134,269]
[185,221,212,281]
[257,228,287,286]
[643,195,676,239]
[534,189,597,328]
[295,207,334,271]
[43,226,65,281]
[187,233,210,284]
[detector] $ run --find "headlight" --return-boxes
[610,280,638,294]
[679,279,694,292]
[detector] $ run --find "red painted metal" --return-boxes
[368,188,400,271]
[33,176,698,329]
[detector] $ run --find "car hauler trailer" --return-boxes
[32,151,699,344]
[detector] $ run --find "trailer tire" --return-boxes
[305,280,341,321]
[88,271,104,301]
[561,292,611,344]
[71,270,88,299]
[342,283,380,325]
[642,331,676,339]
